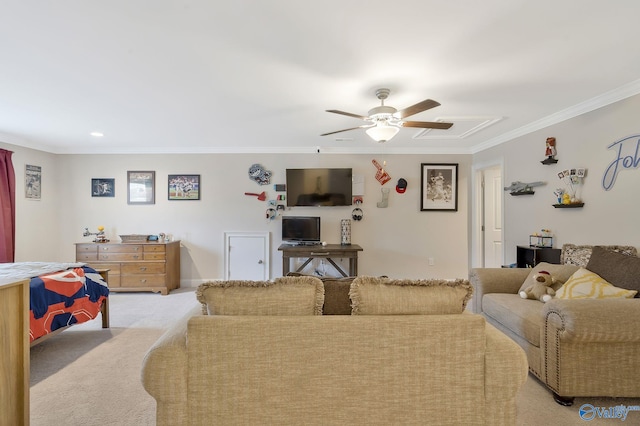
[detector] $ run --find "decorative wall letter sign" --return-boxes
[602,135,640,190]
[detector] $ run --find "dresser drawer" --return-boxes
[90,262,121,274]
[122,262,165,274]
[77,253,98,261]
[144,252,167,261]
[86,263,121,287]
[99,252,143,261]
[76,244,99,253]
[121,274,166,287]
[99,244,143,254]
[144,244,166,253]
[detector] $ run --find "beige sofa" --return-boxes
[470,244,640,405]
[141,276,528,425]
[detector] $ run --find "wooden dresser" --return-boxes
[75,241,180,295]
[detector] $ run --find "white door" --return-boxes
[225,232,270,280]
[482,166,503,267]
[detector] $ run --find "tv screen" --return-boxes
[281,216,321,244]
[286,168,352,207]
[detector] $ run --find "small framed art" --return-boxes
[420,163,458,211]
[168,174,200,200]
[25,164,41,199]
[91,178,115,197]
[127,171,155,205]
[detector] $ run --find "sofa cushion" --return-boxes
[555,267,637,299]
[482,293,542,347]
[349,276,472,315]
[517,262,579,294]
[586,246,640,297]
[196,276,324,315]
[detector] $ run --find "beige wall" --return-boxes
[473,94,640,264]
[0,141,61,261]
[5,92,639,283]
[1,145,471,284]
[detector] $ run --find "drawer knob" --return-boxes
[139,267,147,271]
[140,279,147,283]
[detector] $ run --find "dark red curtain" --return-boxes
[0,149,16,262]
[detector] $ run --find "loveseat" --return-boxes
[141,276,528,425]
[470,244,640,405]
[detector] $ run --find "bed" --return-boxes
[0,262,110,345]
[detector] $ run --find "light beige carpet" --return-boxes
[30,288,640,425]
[30,288,199,426]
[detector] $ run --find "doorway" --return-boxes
[473,164,504,268]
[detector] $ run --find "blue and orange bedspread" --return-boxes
[28,265,109,342]
[0,262,109,342]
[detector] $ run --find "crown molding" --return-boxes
[470,78,640,154]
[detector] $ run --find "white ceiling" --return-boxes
[2,1,640,155]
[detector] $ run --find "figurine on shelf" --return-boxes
[83,226,109,243]
[541,137,558,165]
[553,189,564,204]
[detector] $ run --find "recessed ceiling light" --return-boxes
[90,131,104,137]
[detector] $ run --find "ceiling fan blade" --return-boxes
[395,99,441,119]
[401,121,453,130]
[326,109,369,120]
[320,126,367,136]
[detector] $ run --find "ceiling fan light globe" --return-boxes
[366,124,399,142]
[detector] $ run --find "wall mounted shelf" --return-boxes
[553,203,584,208]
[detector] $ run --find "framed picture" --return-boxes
[127,171,155,205]
[168,174,200,200]
[91,178,115,197]
[25,164,41,199]
[420,163,458,211]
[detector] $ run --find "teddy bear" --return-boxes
[519,270,556,302]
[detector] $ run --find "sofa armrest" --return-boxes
[141,304,201,426]
[484,323,528,424]
[469,268,529,313]
[543,299,640,342]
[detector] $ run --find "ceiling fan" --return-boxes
[321,88,453,142]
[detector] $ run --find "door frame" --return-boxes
[224,231,270,280]
[471,159,504,268]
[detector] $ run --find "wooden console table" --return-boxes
[278,244,363,277]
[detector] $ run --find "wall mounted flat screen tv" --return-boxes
[281,216,321,244]
[286,168,352,207]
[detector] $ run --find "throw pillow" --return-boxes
[517,262,580,295]
[586,246,640,297]
[555,267,637,299]
[561,244,638,267]
[349,276,473,315]
[286,272,355,315]
[196,276,324,315]
[560,244,595,267]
